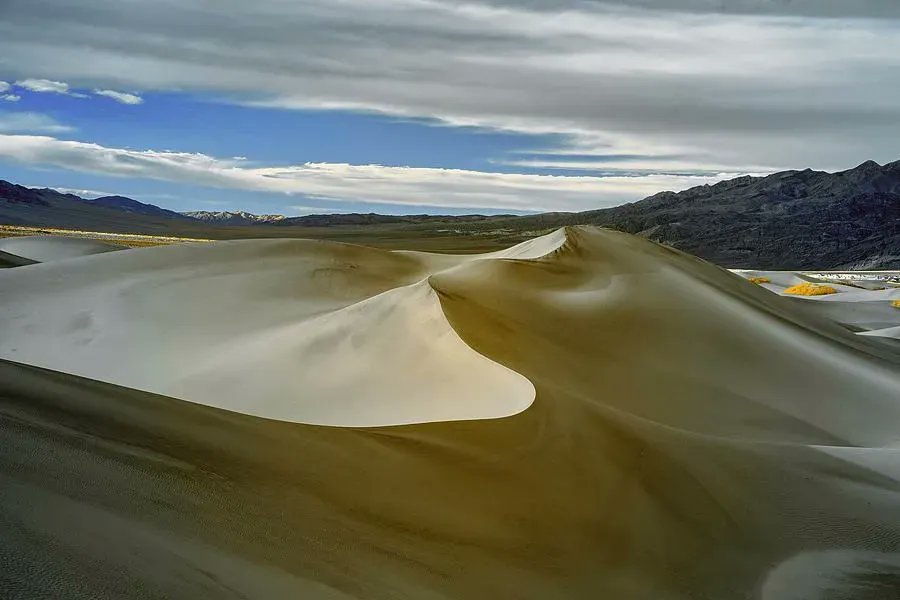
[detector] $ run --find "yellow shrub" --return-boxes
[784,282,837,296]
[748,276,770,285]
[891,300,900,309]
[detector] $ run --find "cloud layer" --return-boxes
[2,0,899,178]
[0,134,738,211]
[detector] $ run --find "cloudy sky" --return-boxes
[1,0,898,215]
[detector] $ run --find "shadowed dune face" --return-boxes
[433,228,900,445]
[1,226,900,599]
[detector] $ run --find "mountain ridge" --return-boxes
[88,195,191,220]
[583,159,900,269]
[182,210,287,225]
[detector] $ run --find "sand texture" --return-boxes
[1,226,899,599]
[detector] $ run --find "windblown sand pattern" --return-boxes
[1,227,899,599]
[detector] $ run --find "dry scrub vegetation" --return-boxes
[784,282,838,296]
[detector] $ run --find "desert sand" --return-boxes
[0,234,568,426]
[0,235,124,263]
[1,226,899,599]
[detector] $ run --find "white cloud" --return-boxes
[93,89,143,104]
[12,78,92,100]
[0,82,9,93]
[0,113,74,133]
[290,205,351,214]
[16,78,71,94]
[1,95,20,102]
[0,134,741,211]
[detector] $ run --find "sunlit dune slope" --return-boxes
[0,234,565,425]
[1,226,899,599]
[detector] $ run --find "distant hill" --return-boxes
[88,195,190,220]
[182,210,287,225]
[181,210,511,227]
[0,181,197,233]
[2,160,899,268]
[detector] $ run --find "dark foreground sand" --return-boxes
[1,227,899,599]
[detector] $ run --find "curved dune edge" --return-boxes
[166,279,536,426]
[0,235,125,263]
[0,232,564,426]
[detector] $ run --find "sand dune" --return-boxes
[0,235,124,263]
[0,238,535,425]
[1,226,899,599]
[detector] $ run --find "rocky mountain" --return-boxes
[182,210,287,225]
[587,159,900,269]
[0,181,55,207]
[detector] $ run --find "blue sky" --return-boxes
[14,91,553,169]
[1,0,899,216]
[1,90,566,214]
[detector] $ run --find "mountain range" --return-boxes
[2,160,898,269]
[182,210,288,225]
